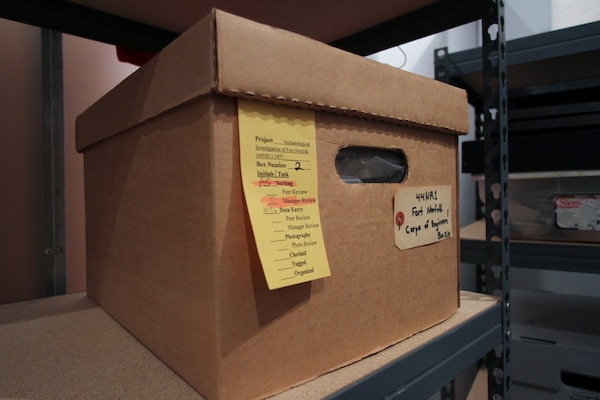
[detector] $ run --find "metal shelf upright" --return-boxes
[436,1,511,399]
[480,3,511,399]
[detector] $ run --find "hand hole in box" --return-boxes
[335,146,407,184]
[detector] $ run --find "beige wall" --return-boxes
[0,18,137,302]
[63,34,137,293]
[0,19,45,304]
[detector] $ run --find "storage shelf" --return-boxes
[0,291,501,400]
[0,1,507,398]
[1,0,491,56]
[443,19,600,100]
[461,221,600,274]
[449,17,600,400]
[453,20,600,276]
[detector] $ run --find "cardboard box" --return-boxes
[76,9,468,400]
[512,290,600,400]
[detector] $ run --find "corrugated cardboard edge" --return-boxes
[76,8,468,153]
[455,144,462,310]
[76,10,217,152]
[215,9,468,136]
[263,306,459,399]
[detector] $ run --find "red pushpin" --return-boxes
[395,211,405,227]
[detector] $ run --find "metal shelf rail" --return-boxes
[462,238,600,274]
[41,28,67,297]
[4,0,497,56]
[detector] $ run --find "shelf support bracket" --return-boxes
[41,28,67,296]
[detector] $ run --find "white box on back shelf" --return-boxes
[512,290,600,400]
[473,171,600,243]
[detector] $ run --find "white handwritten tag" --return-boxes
[394,186,453,250]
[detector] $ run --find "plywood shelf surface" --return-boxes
[0,291,499,399]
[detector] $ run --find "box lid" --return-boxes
[76,9,468,152]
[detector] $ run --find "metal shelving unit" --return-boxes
[462,236,600,274]
[0,1,509,398]
[441,13,600,400]
[444,20,600,273]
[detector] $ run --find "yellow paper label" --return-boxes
[238,99,331,289]
[394,186,453,250]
